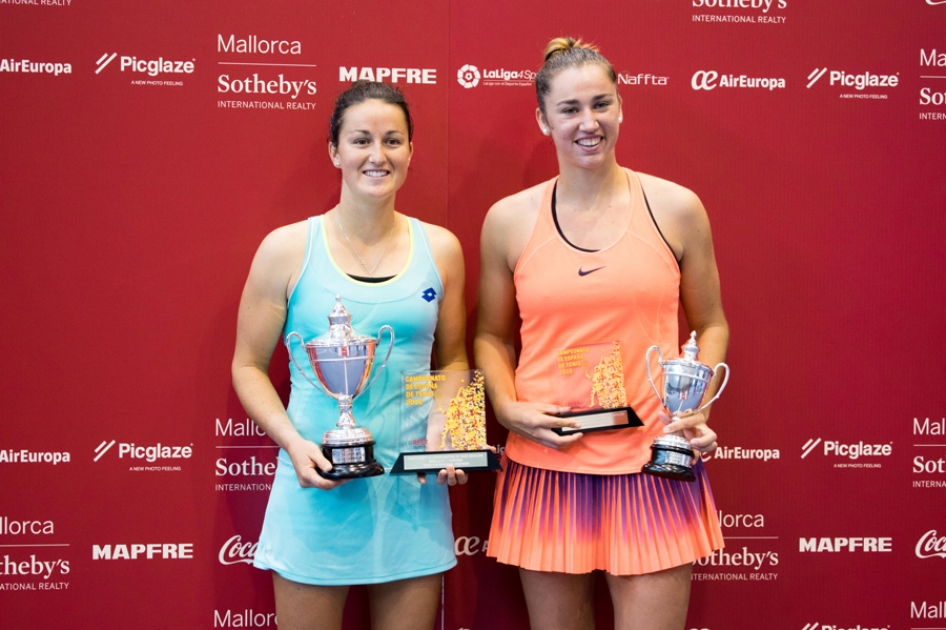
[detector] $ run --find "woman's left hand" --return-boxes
[660,410,718,454]
[418,465,468,486]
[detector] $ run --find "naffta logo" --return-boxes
[806,68,899,90]
[95,53,195,76]
[801,438,892,459]
[457,64,480,88]
[691,70,785,90]
[94,440,193,462]
[916,529,946,559]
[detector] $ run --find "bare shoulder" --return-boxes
[419,220,465,272]
[485,180,546,230]
[636,172,705,222]
[249,219,308,289]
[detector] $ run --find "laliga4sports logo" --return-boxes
[457,64,480,88]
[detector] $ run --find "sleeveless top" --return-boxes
[506,168,682,474]
[253,215,456,585]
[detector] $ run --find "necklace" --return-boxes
[333,210,397,277]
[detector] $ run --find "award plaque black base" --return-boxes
[641,436,696,482]
[318,442,384,479]
[552,406,643,436]
[389,449,502,475]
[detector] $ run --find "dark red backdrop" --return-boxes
[2,1,944,629]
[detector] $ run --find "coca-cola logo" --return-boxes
[218,534,258,565]
[916,529,946,559]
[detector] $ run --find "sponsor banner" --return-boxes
[216,33,317,111]
[456,64,535,89]
[691,0,788,25]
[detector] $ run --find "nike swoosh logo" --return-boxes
[578,266,605,276]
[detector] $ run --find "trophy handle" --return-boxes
[362,325,395,392]
[284,332,329,394]
[645,345,664,406]
[694,362,730,414]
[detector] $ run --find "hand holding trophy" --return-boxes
[642,331,730,482]
[285,296,394,480]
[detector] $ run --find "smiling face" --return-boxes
[537,64,622,170]
[329,99,413,202]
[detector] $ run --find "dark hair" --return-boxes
[535,37,618,116]
[328,80,414,146]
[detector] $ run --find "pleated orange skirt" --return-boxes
[487,455,724,575]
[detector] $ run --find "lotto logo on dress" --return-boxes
[456,63,534,88]
[216,33,317,111]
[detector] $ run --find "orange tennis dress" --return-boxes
[486,169,724,575]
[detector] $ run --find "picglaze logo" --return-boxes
[93,439,193,471]
[0,59,72,76]
[95,52,195,87]
[340,66,436,84]
[456,63,534,88]
[916,529,946,559]
[691,70,786,91]
[802,624,890,630]
[800,437,891,468]
[805,67,899,100]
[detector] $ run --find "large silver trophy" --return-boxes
[642,332,729,482]
[285,296,394,480]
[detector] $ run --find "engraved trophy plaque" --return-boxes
[390,369,501,474]
[285,296,394,479]
[642,331,730,482]
[552,341,643,436]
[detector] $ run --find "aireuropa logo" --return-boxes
[92,543,193,560]
[916,529,946,559]
[93,440,193,463]
[454,536,488,556]
[341,66,436,84]
[0,59,72,76]
[0,449,70,465]
[702,445,779,463]
[801,437,891,467]
[218,535,257,566]
[691,70,785,91]
[799,537,892,552]
[457,64,480,88]
[94,52,195,77]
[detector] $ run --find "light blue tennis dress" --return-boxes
[253,216,456,585]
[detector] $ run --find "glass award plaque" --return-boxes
[551,341,643,436]
[390,369,501,474]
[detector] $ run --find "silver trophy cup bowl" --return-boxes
[286,296,394,479]
[643,331,729,482]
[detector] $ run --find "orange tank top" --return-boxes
[507,169,682,474]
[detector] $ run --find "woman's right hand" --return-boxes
[285,437,349,490]
[498,400,585,449]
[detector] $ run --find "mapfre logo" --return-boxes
[340,66,436,84]
[94,52,195,77]
[691,70,785,91]
[218,535,258,566]
[92,543,193,560]
[916,529,946,559]
[799,537,892,553]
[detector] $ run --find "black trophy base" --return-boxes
[318,443,384,480]
[642,439,696,482]
[390,449,501,475]
[552,406,643,436]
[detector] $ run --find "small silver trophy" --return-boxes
[285,296,394,479]
[642,332,730,482]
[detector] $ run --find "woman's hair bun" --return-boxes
[543,36,599,63]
